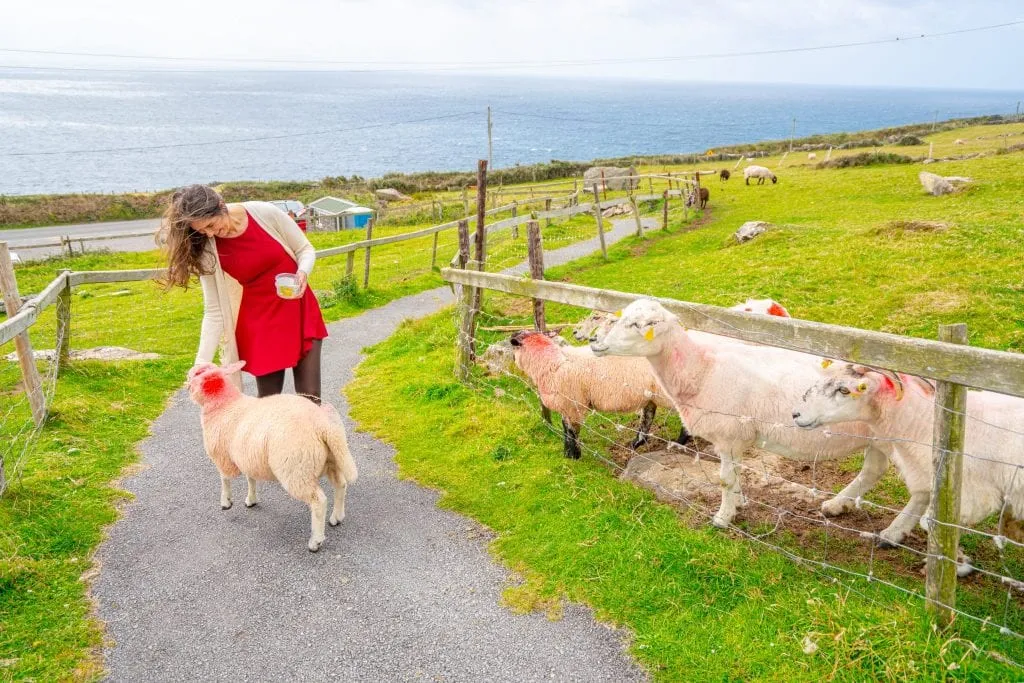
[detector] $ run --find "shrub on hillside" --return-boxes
[816,152,914,169]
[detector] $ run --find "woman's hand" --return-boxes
[294,271,308,297]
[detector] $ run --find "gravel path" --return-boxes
[93,218,656,682]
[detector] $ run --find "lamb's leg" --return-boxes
[245,476,258,508]
[307,488,328,552]
[822,447,888,516]
[326,467,347,527]
[220,475,233,510]
[712,444,745,528]
[631,402,657,449]
[561,416,582,460]
[675,425,692,447]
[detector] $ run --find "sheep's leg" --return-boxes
[876,489,930,548]
[329,482,347,527]
[631,402,656,449]
[674,425,692,447]
[220,475,233,510]
[712,444,745,528]
[561,416,582,460]
[307,488,328,552]
[245,476,258,508]
[822,447,888,516]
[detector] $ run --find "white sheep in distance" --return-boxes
[509,330,688,458]
[589,299,900,535]
[188,362,359,552]
[728,298,791,318]
[793,363,1024,566]
[743,165,778,185]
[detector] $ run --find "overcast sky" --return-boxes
[1,1,1021,90]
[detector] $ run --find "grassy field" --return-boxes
[346,123,1024,680]
[1,119,1022,680]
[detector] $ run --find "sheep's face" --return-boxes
[771,176,778,184]
[589,299,675,358]
[572,310,618,342]
[792,363,903,429]
[188,361,246,405]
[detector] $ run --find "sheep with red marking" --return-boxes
[728,298,790,318]
[590,299,899,535]
[794,363,1024,566]
[509,330,688,459]
[188,362,358,552]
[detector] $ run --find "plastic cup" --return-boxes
[275,273,299,299]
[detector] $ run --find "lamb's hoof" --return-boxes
[820,499,850,517]
[875,536,898,550]
[221,501,232,510]
[675,434,692,447]
[564,449,582,460]
[711,514,731,529]
[245,499,258,508]
[308,539,323,552]
[630,438,648,450]
[329,515,342,527]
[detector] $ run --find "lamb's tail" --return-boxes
[321,404,358,484]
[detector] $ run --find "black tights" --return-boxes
[255,340,323,404]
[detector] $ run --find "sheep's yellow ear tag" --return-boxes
[615,310,622,317]
[644,328,655,341]
[821,359,832,369]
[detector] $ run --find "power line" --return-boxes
[0,19,1020,73]
[2,111,480,157]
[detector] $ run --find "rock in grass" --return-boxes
[734,221,771,243]
[374,188,411,202]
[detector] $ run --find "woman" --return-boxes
[161,184,327,403]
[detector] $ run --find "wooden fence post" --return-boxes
[0,243,46,427]
[544,198,552,227]
[600,169,607,200]
[346,251,355,280]
[55,270,72,374]
[592,187,608,260]
[526,220,546,332]
[511,201,518,239]
[462,186,469,216]
[362,218,374,289]
[431,232,440,270]
[662,190,669,230]
[472,160,488,321]
[455,219,476,381]
[926,323,968,627]
[629,192,643,238]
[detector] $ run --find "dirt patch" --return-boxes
[873,220,951,238]
[902,290,968,314]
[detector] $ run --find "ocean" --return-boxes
[0,69,1019,196]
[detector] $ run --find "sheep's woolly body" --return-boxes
[743,165,777,184]
[189,364,357,551]
[512,334,671,423]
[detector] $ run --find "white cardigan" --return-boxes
[195,201,316,385]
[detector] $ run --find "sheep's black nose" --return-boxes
[792,411,801,420]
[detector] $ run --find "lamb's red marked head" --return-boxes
[510,330,560,349]
[188,361,246,406]
[767,302,790,318]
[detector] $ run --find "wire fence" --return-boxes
[444,265,1024,667]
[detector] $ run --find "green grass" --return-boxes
[2,120,1023,680]
[346,125,1024,680]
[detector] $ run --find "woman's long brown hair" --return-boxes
[157,184,224,289]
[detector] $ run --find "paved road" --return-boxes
[92,218,656,682]
[2,218,160,261]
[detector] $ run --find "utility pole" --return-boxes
[487,106,493,171]
[1017,100,1021,122]
[932,109,939,131]
[789,117,796,153]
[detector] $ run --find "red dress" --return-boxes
[215,212,328,377]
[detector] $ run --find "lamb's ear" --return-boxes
[848,364,871,376]
[874,368,904,400]
[509,332,524,347]
[543,330,560,339]
[222,360,246,375]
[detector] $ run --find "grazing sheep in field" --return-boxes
[807,152,817,160]
[728,298,790,318]
[686,187,710,210]
[590,300,898,536]
[509,330,688,459]
[743,165,777,185]
[188,362,358,552]
[793,363,1024,567]
[719,169,731,182]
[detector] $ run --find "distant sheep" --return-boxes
[807,152,817,160]
[509,330,687,459]
[744,165,777,185]
[686,187,710,209]
[719,169,731,182]
[728,298,790,318]
[188,362,358,552]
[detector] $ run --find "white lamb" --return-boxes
[188,362,359,552]
[793,363,1024,566]
[728,298,791,318]
[509,330,688,458]
[743,165,777,185]
[590,299,901,536]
